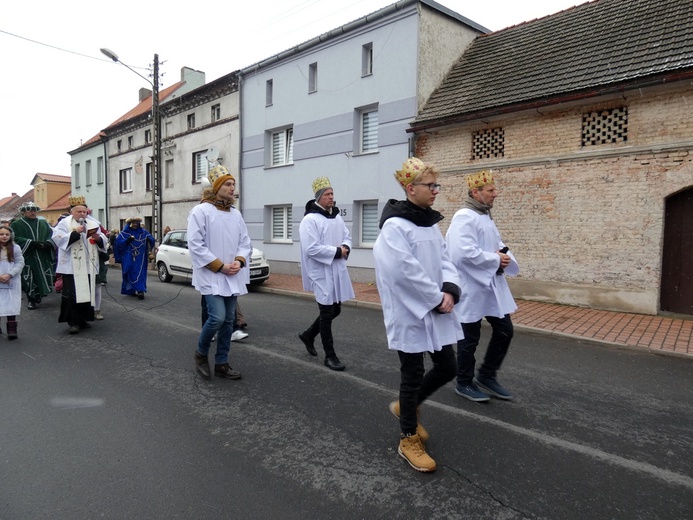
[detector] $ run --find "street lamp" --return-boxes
[100,48,162,243]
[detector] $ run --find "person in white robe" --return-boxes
[51,197,108,334]
[0,225,24,339]
[446,169,519,403]
[373,157,463,473]
[187,166,252,381]
[298,176,355,372]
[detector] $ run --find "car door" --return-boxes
[167,231,193,278]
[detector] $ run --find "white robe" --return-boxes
[52,216,107,304]
[374,218,463,353]
[0,245,24,316]
[187,203,252,297]
[299,212,355,305]
[446,208,519,323]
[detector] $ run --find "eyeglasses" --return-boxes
[411,182,442,192]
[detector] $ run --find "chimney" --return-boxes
[139,87,153,102]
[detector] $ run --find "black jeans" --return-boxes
[398,345,456,436]
[456,314,514,385]
[303,302,341,357]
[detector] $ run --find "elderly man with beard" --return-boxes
[51,197,108,334]
[10,202,55,310]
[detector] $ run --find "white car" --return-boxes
[155,229,270,285]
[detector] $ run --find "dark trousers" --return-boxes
[398,345,456,436]
[302,302,341,357]
[456,314,514,385]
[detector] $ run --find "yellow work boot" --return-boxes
[398,434,436,473]
[389,401,430,442]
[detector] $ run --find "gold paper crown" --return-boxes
[466,170,495,190]
[312,176,331,196]
[68,196,87,208]
[207,165,235,193]
[18,201,41,212]
[394,157,427,188]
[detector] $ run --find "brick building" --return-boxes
[410,0,693,315]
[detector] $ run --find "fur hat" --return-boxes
[207,165,235,194]
[312,176,332,201]
[466,170,495,190]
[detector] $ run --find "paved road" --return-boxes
[1,273,692,520]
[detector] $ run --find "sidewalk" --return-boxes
[254,273,693,359]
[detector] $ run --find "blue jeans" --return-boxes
[198,294,237,364]
[456,314,514,385]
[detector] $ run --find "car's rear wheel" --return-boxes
[157,262,173,282]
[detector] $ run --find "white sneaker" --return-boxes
[231,330,248,341]
[94,311,104,320]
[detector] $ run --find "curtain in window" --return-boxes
[362,110,378,152]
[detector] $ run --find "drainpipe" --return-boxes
[103,138,109,230]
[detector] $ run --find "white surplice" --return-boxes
[446,208,519,323]
[374,218,463,353]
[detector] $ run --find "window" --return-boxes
[145,129,152,144]
[187,113,196,129]
[85,160,92,186]
[308,62,318,93]
[358,107,378,154]
[127,136,133,149]
[117,140,122,152]
[98,209,105,225]
[266,79,273,106]
[119,168,132,193]
[360,202,379,246]
[471,128,505,160]
[146,162,152,192]
[581,106,628,146]
[362,43,373,76]
[74,163,80,188]
[271,127,294,166]
[271,206,293,241]
[97,156,104,184]
[165,159,174,188]
[211,104,221,122]
[193,151,210,182]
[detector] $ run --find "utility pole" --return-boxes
[151,54,161,243]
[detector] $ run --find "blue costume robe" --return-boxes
[114,223,155,295]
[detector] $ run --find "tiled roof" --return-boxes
[44,191,71,212]
[413,0,693,128]
[103,81,184,132]
[32,173,71,184]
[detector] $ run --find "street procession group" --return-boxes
[1,157,519,474]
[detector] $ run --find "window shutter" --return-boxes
[362,110,378,152]
[361,203,379,243]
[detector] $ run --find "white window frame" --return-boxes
[357,106,378,154]
[146,162,152,192]
[270,127,294,167]
[187,113,196,130]
[362,43,373,76]
[74,163,81,188]
[193,151,210,183]
[211,104,221,122]
[271,205,293,242]
[144,129,152,144]
[359,201,379,247]
[119,168,132,193]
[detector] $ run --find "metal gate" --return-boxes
[660,187,693,315]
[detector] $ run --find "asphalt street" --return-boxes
[1,271,692,520]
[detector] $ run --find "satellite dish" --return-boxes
[206,146,219,162]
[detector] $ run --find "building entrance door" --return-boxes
[660,187,693,315]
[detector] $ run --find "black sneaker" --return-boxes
[474,375,513,400]
[27,302,37,310]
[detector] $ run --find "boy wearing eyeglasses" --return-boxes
[373,157,463,473]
